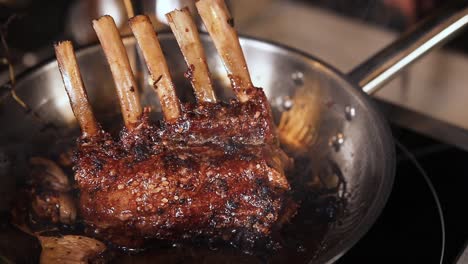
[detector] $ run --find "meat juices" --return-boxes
[55,0,295,248]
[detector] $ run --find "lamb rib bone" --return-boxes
[93,15,142,128]
[166,7,217,103]
[196,0,254,102]
[54,41,99,137]
[129,15,181,122]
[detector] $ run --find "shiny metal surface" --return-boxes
[0,35,395,263]
[349,3,468,94]
[239,1,468,151]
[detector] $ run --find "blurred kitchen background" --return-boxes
[0,0,467,263]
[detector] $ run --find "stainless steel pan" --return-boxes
[0,4,466,264]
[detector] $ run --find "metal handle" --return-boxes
[348,2,468,95]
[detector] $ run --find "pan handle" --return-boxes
[348,2,468,95]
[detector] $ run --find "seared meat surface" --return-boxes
[75,90,292,247]
[120,89,278,154]
[54,0,295,249]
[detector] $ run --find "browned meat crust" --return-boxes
[119,89,277,152]
[74,89,294,247]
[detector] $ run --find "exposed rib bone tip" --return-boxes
[93,15,142,128]
[54,40,99,137]
[167,7,217,103]
[129,14,181,122]
[196,0,253,102]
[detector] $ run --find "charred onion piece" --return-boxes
[57,193,77,224]
[30,157,71,192]
[129,15,181,122]
[54,41,99,137]
[29,157,77,225]
[196,0,254,102]
[167,8,217,103]
[39,235,106,264]
[93,15,142,128]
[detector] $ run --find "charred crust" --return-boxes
[227,18,234,27]
[226,200,239,210]
[152,75,163,88]
[133,144,149,161]
[184,64,195,82]
[71,86,293,247]
[91,158,104,171]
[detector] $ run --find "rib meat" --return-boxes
[55,0,295,248]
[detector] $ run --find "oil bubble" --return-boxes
[329,133,345,152]
[345,106,356,121]
[291,71,304,86]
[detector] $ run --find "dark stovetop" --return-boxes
[339,126,468,263]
